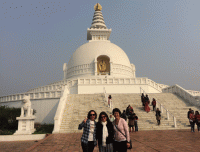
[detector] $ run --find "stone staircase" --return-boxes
[59,94,111,133]
[147,93,199,129]
[59,93,199,133]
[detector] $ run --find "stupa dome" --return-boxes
[67,41,133,79]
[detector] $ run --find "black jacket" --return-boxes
[96,121,114,145]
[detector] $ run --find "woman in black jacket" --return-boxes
[96,111,114,152]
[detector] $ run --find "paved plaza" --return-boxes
[0,129,200,152]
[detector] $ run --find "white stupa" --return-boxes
[0,3,199,128]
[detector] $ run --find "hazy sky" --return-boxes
[0,0,200,96]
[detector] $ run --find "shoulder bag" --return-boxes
[114,125,132,149]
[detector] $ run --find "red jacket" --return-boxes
[189,113,195,121]
[152,100,156,106]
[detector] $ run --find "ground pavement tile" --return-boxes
[0,140,36,152]
[1,129,200,152]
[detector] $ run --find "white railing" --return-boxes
[156,100,177,128]
[162,84,200,107]
[187,90,200,96]
[53,85,69,133]
[0,77,169,103]
[141,87,177,128]
[0,91,62,103]
[26,80,67,93]
[78,77,168,92]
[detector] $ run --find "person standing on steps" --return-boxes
[141,93,145,106]
[96,111,114,152]
[144,99,150,113]
[189,110,195,132]
[133,113,138,132]
[108,95,113,109]
[112,108,130,152]
[151,98,156,111]
[187,108,192,125]
[155,108,161,125]
[121,110,127,121]
[194,111,200,132]
[78,110,97,152]
[128,113,135,132]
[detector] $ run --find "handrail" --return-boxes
[154,99,176,127]
[162,84,200,108]
[140,87,147,95]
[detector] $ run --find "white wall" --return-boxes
[0,99,59,124]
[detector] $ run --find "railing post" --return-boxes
[173,116,177,128]
[166,110,169,120]
[160,104,163,113]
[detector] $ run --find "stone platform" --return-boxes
[0,130,200,152]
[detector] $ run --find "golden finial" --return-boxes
[94,3,102,11]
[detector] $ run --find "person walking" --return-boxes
[96,112,114,152]
[187,108,192,125]
[78,110,97,152]
[155,108,161,125]
[141,93,145,105]
[133,113,138,132]
[121,110,127,121]
[144,100,150,113]
[151,98,156,111]
[128,113,135,132]
[108,95,112,109]
[189,110,195,132]
[112,108,130,152]
[194,111,200,132]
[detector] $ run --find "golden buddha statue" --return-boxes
[99,60,106,72]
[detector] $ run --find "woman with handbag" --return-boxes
[96,111,114,152]
[112,108,131,152]
[156,108,161,125]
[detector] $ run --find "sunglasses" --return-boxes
[101,116,106,119]
[90,114,95,116]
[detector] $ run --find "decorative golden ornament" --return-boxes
[94,3,102,11]
[99,60,106,72]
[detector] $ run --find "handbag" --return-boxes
[114,125,132,149]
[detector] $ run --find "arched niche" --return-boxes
[97,55,110,75]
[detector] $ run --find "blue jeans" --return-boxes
[135,124,138,132]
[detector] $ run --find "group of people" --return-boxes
[187,108,200,132]
[78,108,131,152]
[141,93,151,113]
[141,93,161,125]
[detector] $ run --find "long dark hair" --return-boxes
[98,111,110,123]
[87,110,97,119]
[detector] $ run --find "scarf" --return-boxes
[101,121,108,147]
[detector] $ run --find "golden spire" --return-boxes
[94,3,102,11]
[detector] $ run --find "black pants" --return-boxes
[81,141,95,152]
[157,120,160,125]
[190,121,195,132]
[135,123,138,132]
[197,123,200,131]
[113,141,127,152]
[153,105,156,111]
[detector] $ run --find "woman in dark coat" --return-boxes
[96,111,114,152]
[156,108,161,125]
